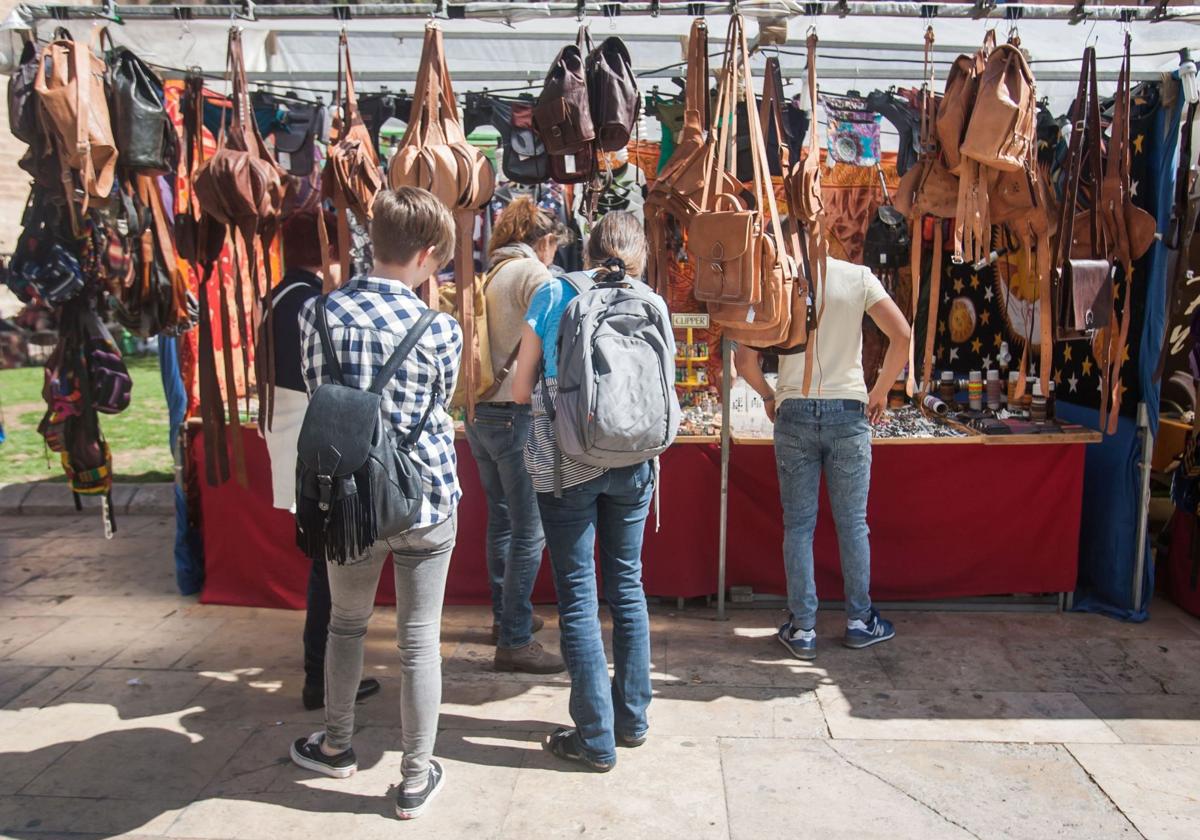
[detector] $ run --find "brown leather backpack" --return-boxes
[34,32,118,231]
[533,26,596,184]
[700,15,800,350]
[320,31,383,288]
[389,23,495,212]
[586,34,640,152]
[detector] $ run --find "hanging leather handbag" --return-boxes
[34,32,118,228]
[389,23,495,211]
[1054,47,1113,343]
[102,29,177,173]
[586,34,639,152]
[486,95,551,185]
[700,15,800,349]
[8,38,40,146]
[644,18,740,294]
[864,167,910,284]
[533,25,596,184]
[321,31,383,285]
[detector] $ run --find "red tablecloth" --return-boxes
[191,428,1082,609]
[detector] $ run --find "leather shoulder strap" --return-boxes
[316,296,345,386]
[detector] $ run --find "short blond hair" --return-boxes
[585,211,647,278]
[370,187,455,268]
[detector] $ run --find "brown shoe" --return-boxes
[494,640,565,674]
[490,613,546,645]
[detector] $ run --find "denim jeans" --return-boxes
[774,399,873,629]
[465,403,546,648]
[324,514,457,788]
[536,462,654,764]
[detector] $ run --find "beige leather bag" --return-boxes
[388,23,495,212]
[702,15,800,350]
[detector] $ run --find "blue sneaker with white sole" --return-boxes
[843,609,895,649]
[777,621,817,660]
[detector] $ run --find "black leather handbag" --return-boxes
[105,35,177,173]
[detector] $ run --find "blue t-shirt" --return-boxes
[524,274,590,379]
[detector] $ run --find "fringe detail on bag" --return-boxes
[294,468,379,564]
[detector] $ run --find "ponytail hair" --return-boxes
[584,211,647,279]
[488,196,571,257]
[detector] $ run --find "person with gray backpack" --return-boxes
[511,211,680,772]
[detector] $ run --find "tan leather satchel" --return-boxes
[644,18,740,295]
[388,23,494,212]
[702,15,800,349]
[320,31,383,289]
[34,33,117,230]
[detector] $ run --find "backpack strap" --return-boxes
[560,270,596,296]
[369,309,439,395]
[315,295,346,387]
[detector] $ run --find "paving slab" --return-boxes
[1067,743,1200,840]
[0,793,189,837]
[0,615,67,660]
[645,683,828,739]
[503,735,728,840]
[0,665,54,707]
[818,685,1122,743]
[3,614,168,667]
[1077,693,1200,745]
[827,740,1140,839]
[19,481,138,517]
[0,482,33,516]
[721,737,975,840]
[107,615,228,670]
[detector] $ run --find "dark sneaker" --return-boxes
[777,622,817,660]
[543,727,614,772]
[301,678,382,711]
[617,731,647,748]
[396,759,446,820]
[491,614,546,644]
[290,732,357,779]
[495,640,566,674]
[843,609,896,649]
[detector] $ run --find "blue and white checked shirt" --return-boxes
[298,276,463,529]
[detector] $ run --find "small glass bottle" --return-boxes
[1046,380,1056,421]
[1007,371,1020,410]
[998,342,1011,407]
[1030,381,1048,422]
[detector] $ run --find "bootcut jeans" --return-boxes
[773,398,874,630]
[465,402,546,648]
[323,514,457,789]
[536,462,654,764]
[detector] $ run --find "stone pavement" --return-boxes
[2,514,1200,840]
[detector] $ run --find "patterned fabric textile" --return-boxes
[298,276,464,528]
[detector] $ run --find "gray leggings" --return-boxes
[324,514,457,787]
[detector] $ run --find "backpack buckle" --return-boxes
[317,475,334,512]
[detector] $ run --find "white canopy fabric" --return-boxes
[1,6,1196,121]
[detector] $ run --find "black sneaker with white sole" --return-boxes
[396,760,446,820]
[289,731,357,779]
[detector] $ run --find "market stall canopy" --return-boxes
[1,2,1197,116]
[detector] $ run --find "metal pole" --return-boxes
[1132,402,1155,614]
[14,2,1200,24]
[717,336,732,621]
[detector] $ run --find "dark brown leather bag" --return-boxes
[321,31,383,287]
[1054,47,1113,344]
[533,26,596,184]
[586,34,639,152]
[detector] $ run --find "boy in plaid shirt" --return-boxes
[289,187,462,821]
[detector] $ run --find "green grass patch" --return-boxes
[0,355,174,485]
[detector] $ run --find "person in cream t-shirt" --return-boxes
[735,257,912,660]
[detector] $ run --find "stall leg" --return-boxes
[717,337,732,621]
[1133,402,1155,615]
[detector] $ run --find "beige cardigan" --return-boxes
[484,243,552,403]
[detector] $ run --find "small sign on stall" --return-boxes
[671,313,711,330]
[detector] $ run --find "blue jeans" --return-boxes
[465,403,546,649]
[774,399,874,629]
[536,462,654,764]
